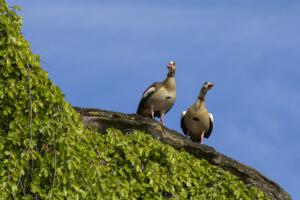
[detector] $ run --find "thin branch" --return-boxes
[50,106,59,200]
[50,125,57,200]
[17,65,33,194]
[28,67,33,148]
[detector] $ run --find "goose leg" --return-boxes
[200,131,205,144]
[150,106,154,119]
[160,113,164,125]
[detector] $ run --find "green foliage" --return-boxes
[0,1,102,199]
[0,1,269,199]
[94,129,269,200]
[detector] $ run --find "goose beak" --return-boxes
[167,61,175,69]
[207,83,214,89]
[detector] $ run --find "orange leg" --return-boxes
[150,106,154,119]
[200,131,205,144]
[160,113,164,125]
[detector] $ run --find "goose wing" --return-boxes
[180,111,188,135]
[204,113,214,138]
[137,82,160,114]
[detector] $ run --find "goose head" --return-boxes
[167,61,176,76]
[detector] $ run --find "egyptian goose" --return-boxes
[137,61,176,125]
[181,81,214,143]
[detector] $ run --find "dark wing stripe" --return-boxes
[204,115,213,138]
[137,82,159,114]
[180,111,188,135]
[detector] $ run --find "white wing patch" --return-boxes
[181,111,187,117]
[143,87,156,98]
[209,113,214,122]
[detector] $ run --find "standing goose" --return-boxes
[137,61,176,125]
[181,81,214,143]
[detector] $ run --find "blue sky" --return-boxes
[7,0,300,199]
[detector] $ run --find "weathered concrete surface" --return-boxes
[75,107,291,200]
